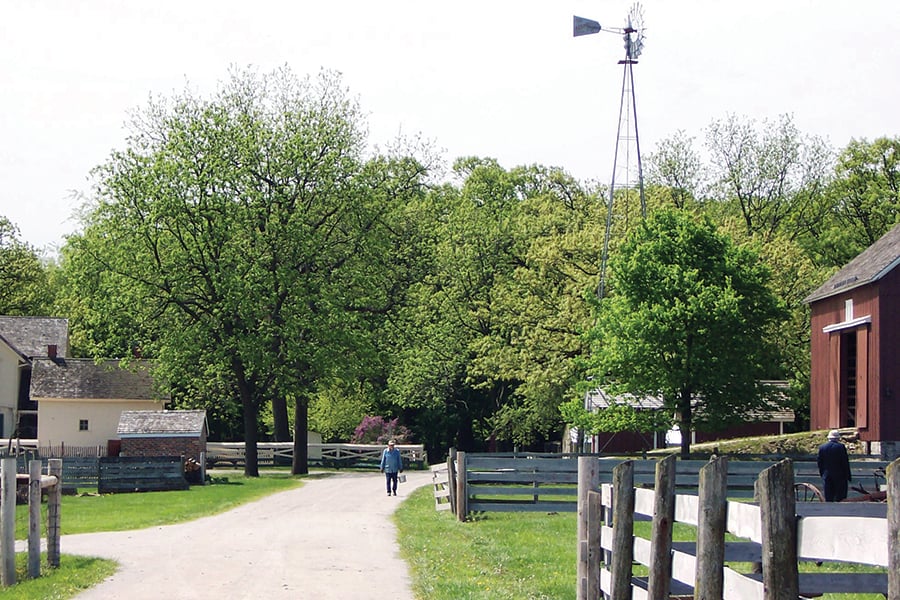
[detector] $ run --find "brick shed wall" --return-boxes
[120,436,206,463]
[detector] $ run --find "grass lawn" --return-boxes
[6,472,302,599]
[395,485,887,600]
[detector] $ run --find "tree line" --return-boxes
[3,67,898,472]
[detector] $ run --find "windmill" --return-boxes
[574,4,647,298]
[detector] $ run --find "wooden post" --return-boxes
[447,448,457,516]
[610,460,635,600]
[455,451,467,522]
[47,459,62,568]
[695,455,728,600]
[758,458,798,600]
[647,454,675,600]
[577,456,600,600]
[887,457,900,600]
[1,457,16,586]
[28,460,42,578]
[587,489,602,600]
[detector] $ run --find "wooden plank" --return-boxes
[647,454,676,600]
[467,501,577,513]
[889,458,900,600]
[468,485,576,496]
[796,573,888,595]
[696,455,728,600]
[797,516,888,566]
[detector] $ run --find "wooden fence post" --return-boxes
[28,460,42,578]
[447,448,457,516]
[577,456,601,600]
[610,460,635,600]
[455,451,467,522]
[695,455,728,600]
[47,459,62,568]
[647,454,675,600]
[1,457,15,586]
[887,456,900,600]
[758,458,798,600]
[587,489,602,600]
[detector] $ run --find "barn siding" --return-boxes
[877,268,900,441]
[810,284,879,438]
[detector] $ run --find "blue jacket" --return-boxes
[380,447,403,473]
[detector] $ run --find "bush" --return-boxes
[351,416,411,444]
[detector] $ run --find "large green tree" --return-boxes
[0,216,51,315]
[581,209,786,457]
[63,67,427,475]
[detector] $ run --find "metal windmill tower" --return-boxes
[574,4,647,298]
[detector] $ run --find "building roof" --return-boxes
[29,358,167,401]
[584,381,795,423]
[0,316,69,359]
[117,410,207,437]
[804,222,900,304]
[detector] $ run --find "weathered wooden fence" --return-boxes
[575,455,900,600]
[206,442,427,469]
[443,450,890,521]
[0,458,61,587]
[98,456,189,493]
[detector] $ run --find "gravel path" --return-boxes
[59,470,433,599]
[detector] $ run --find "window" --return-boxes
[79,419,89,431]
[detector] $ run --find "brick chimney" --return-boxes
[47,344,57,359]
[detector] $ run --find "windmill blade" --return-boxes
[573,16,602,37]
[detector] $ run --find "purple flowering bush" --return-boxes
[351,416,411,444]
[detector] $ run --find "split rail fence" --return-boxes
[575,454,900,600]
[0,457,62,588]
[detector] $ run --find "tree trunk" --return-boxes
[271,393,291,442]
[679,389,692,459]
[238,379,260,477]
[292,399,309,475]
[233,358,259,477]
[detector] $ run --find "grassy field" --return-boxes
[394,483,888,600]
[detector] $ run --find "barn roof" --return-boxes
[0,316,69,359]
[804,222,900,304]
[118,410,207,437]
[30,358,166,401]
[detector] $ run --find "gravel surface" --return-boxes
[59,470,433,599]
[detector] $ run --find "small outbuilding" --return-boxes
[117,409,208,465]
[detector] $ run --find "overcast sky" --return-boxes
[2,1,898,255]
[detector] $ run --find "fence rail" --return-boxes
[575,455,900,600]
[446,451,891,519]
[206,442,427,469]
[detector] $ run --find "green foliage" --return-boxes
[59,67,429,473]
[0,216,51,316]
[308,380,375,442]
[586,209,786,453]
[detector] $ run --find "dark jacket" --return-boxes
[817,440,851,483]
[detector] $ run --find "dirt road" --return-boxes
[61,470,433,599]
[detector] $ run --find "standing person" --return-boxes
[380,439,403,496]
[817,429,852,502]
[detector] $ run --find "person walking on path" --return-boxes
[817,429,852,501]
[380,439,403,496]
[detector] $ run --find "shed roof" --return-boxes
[804,222,900,304]
[117,410,207,437]
[0,316,69,359]
[30,358,166,401]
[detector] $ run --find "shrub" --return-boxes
[351,416,411,444]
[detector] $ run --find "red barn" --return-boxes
[804,223,900,460]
